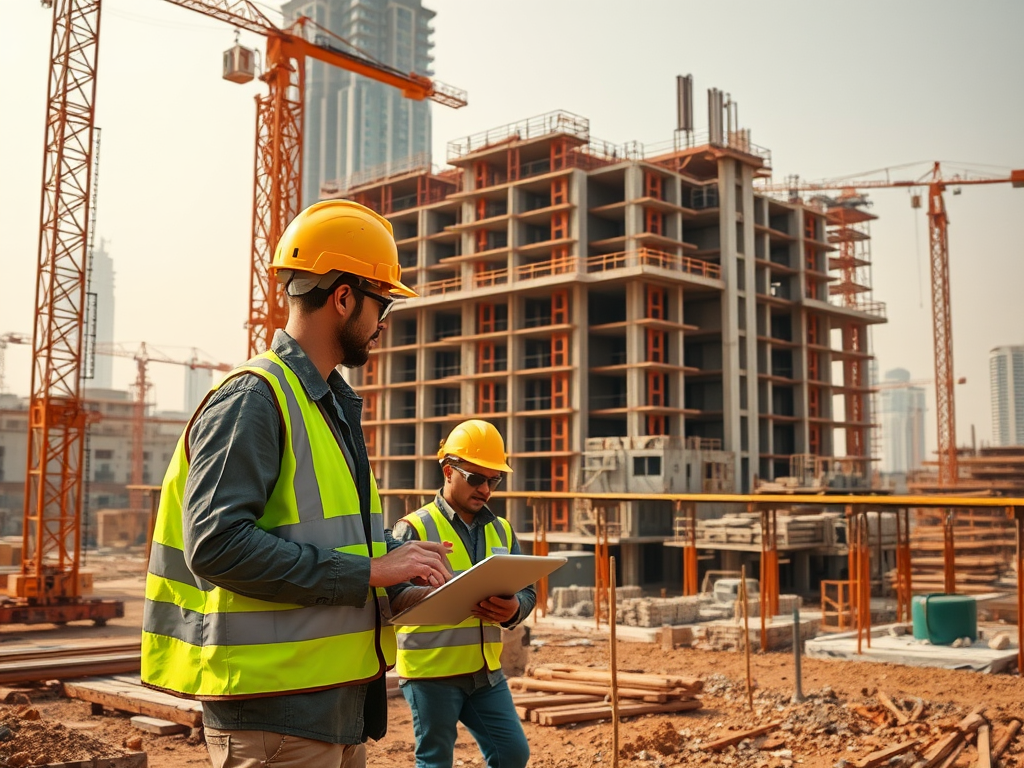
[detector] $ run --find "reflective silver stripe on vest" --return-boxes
[269,514,365,545]
[494,519,510,550]
[370,512,384,543]
[246,357,325,526]
[145,598,376,647]
[396,624,502,652]
[414,508,442,542]
[149,542,213,592]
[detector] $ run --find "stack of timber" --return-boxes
[695,513,833,548]
[903,447,1024,593]
[891,507,1016,595]
[508,663,702,726]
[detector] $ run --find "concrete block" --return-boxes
[988,632,1011,651]
[130,715,189,735]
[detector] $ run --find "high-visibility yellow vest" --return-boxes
[395,502,511,679]
[140,350,395,700]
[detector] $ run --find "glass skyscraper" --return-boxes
[282,0,435,206]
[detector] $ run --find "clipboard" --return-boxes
[389,554,567,626]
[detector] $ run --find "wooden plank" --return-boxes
[976,723,992,768]
[63,678,203,728]
[992,720,1022,761]
[513,695,603,720]
[936,739,967,768]
[507,677,669,702]
[852,740,919,768]
[921,732,963,768]
[703,721,783,752]
[130,715,190,735]
[877,691,910,725]
[528,664,702,691]
[536,698,701,726]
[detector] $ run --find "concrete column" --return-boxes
[717,158,743,485]
[620,541,642,587]
[625,282,645,438]
[573,283,589,462]
[624,163,643,237]
[740,163,759,490]
[571,169,588,273]
[794,550,812,595]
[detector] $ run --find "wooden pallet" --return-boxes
[63,675,203,728]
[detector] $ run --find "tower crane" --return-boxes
[17,0,465,624]
[758,162,1024,490]
[94,343,232,510]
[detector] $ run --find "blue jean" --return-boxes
[401,677,529,768]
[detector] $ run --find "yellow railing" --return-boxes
[414,276,463,297]
[586,248,721,280]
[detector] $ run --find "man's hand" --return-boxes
[369,540,453,588]
[471,594,520,625]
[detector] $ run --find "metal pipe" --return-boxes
[792,604,805,703]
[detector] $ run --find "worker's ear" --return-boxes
[332,283,354,317]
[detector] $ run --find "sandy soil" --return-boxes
[2,553,1024,768]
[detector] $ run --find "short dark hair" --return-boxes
[288,273,364,316]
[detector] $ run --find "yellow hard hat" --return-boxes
[438,420,513,473]
[272,200,417,298]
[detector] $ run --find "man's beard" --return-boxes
[338,321,378,368]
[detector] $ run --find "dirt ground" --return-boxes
[3,553,1024,768]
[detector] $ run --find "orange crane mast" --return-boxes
[95,342,232,510]
[17,0,465,624]
[759,162,1024,490]
[162,0,467,356]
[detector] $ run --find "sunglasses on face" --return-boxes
[353,281,396,322]
[450,464,504,490]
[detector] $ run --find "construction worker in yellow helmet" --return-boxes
[142,199,452,768]
[392,419,535,768]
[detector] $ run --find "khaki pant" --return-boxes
[205,727,366,768]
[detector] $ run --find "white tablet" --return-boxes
[389,554,567,626]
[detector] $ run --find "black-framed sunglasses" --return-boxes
[353,281,396,322]
[450,464,504,490]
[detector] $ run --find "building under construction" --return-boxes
[331,107,887,588]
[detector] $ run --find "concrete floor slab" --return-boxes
[804,623,1020,673]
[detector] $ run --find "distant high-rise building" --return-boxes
[89,238,115,390]
[184,367,213,415]
[879,368,927,474]
[991,345,1024,446]
[282,0,435,206]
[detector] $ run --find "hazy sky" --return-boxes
[1,0,1022,455]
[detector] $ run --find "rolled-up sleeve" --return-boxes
[182,376,371,607]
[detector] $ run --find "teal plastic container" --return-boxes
[911,594,977,645]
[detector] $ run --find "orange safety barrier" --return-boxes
[644,171,663,201]
[476,380,496,414]
[644,208,664,236]
[551,210,570,240]
[820,580,855,632]
[551,177,569,206]
[646,284,667,320]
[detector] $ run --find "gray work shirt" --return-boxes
[183,329,406,744]
[392,492,537,689]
